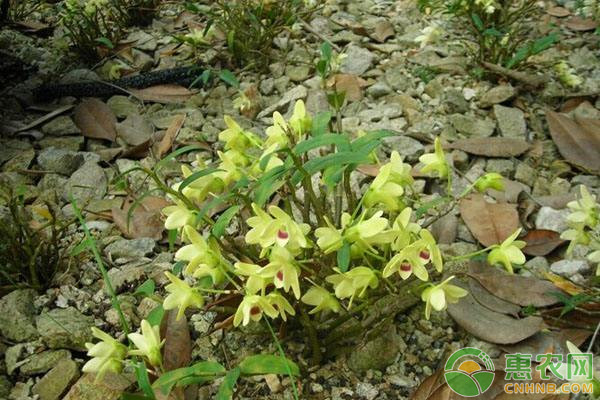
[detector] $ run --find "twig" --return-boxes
[299,18,341,52]
[481,61,547,88]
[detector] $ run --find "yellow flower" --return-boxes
[266,292,296,321]
[566,185,598,227]
[419,137,449,179]
[245,204,311,254]
[363,151,413,212]
[265,112,290,149]
[288,100,312,137]
[388,207,422,250]
[260,247,302,299]
[163,272,204,321]
[474,172,504,193]
[314,216,346,254]
[233,294,278,326]
[383,242,429,281]
[487,228,526,273]
[301,286,341,314]
[162,202,196,231]
[219,116,261,152]
[175,226,224,284]
[82,327,127,379]
[554,61,583,88]
[175,164,225,203]
[421,276,468,319]
[256,143,285,173]
[234,262,270,294]
[128,320,164,367]
[415,25,443,48]
[325,266,379,302]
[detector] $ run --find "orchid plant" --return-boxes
[78,91,534,396]
[416,0,557,69]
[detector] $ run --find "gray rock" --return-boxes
[132,49,154,71]
[535,207,570,233]
[41,116,81,136]
[257,85,307,118]
[305,89,329,115]
[107,95,139,118]
[494,105,526,138]
[450,114,495,137]
[444,88,469,114]
[0,289,39,342]
[105,238,155,259]
[355,382,378,400]
[348,321,403,372]
[340,45,375,75]
[60,69,100,84]
[32,358,80,400]
[2,148,35,172]
[388,374,417,388]
[259,78,275,95]
[384,65,411,91]
[424,79,443,99]
[129,30,157,52]
[550,259,590,277]
[367,81,392,98]
[515,163,536,186]
[63,371,135,400]
[286,65,310,82]
[38,173,68,194]
[37,147,84,176]
[0,375,10,399]
[524,256,550,278]
[485,159,514,176]
[480,85,516,107]
[5,344,26,375]
[64,162,107,202]
[383,135,424,162]
[20,350,71,376]
[38,136,84,152]
[36,307,93,351]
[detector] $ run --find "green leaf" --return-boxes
[216,367,241,400]
[238,355,300,377]
[311,111,332,137]
[316,59,328,78]
[320,41,332,61]
[134,279,155,297]
[219,69,240,88]
[505,45,530,69]
[531,33,557,55]
[337,241,351,272]
[212,205,241,238]
[70,238,91,256]
[121,394,154,400]
[168,229,178,252]
[483,28,503,37]
[155,145,205,170]
[471,13,484,31]
[96,36,114,49]
[327,91,345,110]
[134,361,155,399]
[172,260,186,275]
[351,129,396,151]
[415,196,451,218]
[291,151,370,185]
[153,361,226,396]
[322,164,346,188]
[178,167,222,194]
[293,134,350,155]
[146,304,164,327]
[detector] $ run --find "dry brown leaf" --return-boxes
[546,111,600,174]
[448,137,530,157]
[459,194,520,247]
[468,277,521,316]
[116,114,154,146]
[521,229,565,256]
[543,271,585,296]
[327,74,368,101]
[566,16,598,31]
[410,368,448,400]
[501,329,590,357]
[447,290,544,344]
[161,310,192,371]
[155,114,186,158]
[468,264,561,307]
[356,164,380,177]
[371,20,395,43]
[111,196,169,240]
[14,104,74,133]
[547,6,570,17]
[130,84,194,104]
[73,98,117,141]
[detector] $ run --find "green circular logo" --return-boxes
[444,347,495,397]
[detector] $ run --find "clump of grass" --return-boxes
[185,0,315,70]
[0,0,44,24]
[0,185,73,293]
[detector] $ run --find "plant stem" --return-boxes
[71,198,130,335]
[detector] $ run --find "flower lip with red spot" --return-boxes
[276,271,284,281]
[277,230,289,239]
[400,262,412,272]
[250,306,261,315]
[420,250,430,260]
